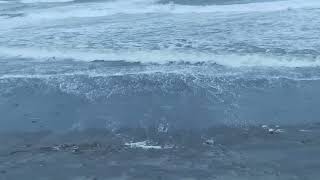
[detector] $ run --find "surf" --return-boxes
[0,46,320,68]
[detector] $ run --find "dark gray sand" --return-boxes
[1,124,320,180]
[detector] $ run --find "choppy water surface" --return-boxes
[2,1,320,180]
[1,0,320,131]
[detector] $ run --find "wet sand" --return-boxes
[1,124,320,180]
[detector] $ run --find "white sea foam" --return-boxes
[1,46,320,68]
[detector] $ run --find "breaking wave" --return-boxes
[0,47,320,68]
[1,65,320,132]
[1,0,320,132]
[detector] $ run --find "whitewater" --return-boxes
[1,0,320,131]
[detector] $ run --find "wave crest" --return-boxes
[1,47,320,68]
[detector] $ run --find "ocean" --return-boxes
[1,0,320,179]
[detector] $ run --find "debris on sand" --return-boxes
[125,141,173,150]
[262,125,285,134]
[204,139,215,146]
[268,128,275,134]
[71,145,80,153]
[125,141,162,150]
[274,129,285,133]
[268,128,285,134]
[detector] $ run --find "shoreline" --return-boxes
[1,124,320,179]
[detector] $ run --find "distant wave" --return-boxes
[1,0,319,32]
[21,0,74,3]
[26,0,320,18]
[1,47,320,68]
[11,0,320,19]
[158,0,280,5]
